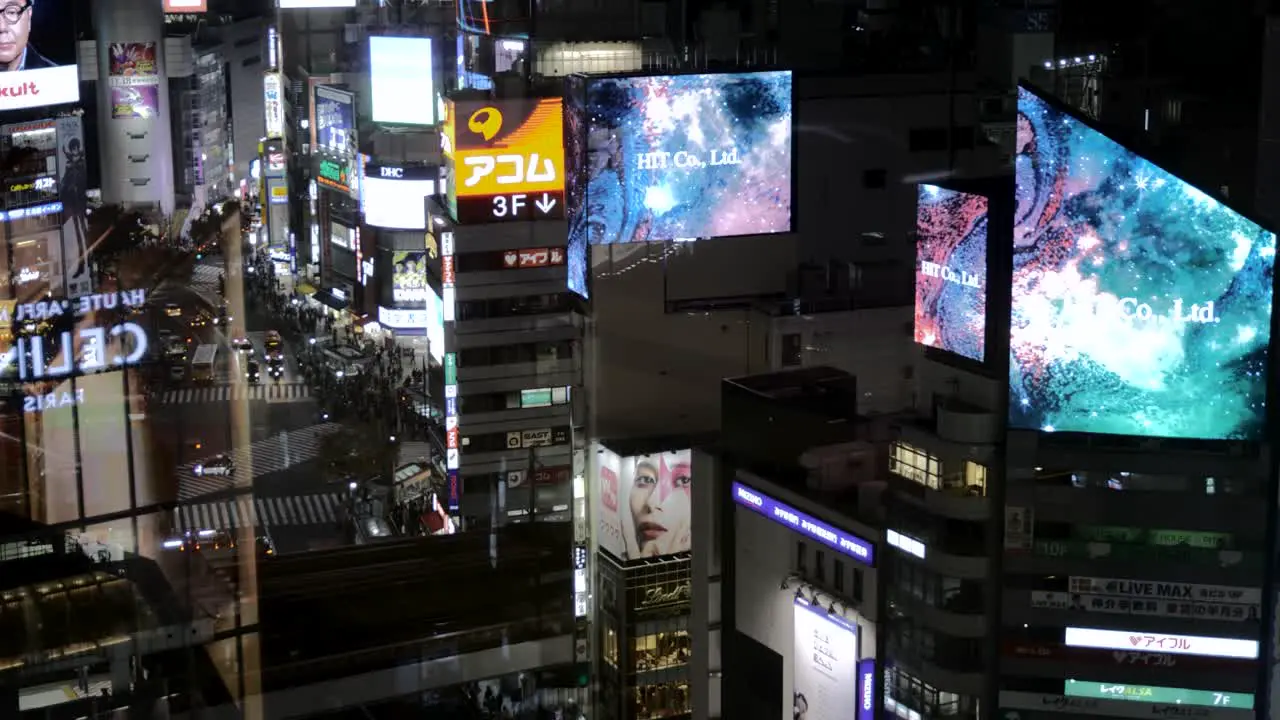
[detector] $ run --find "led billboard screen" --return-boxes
[390,251,429,305]
[564,75,589,299]
[794,597,858,720]
[279,0,356,7]
[362,165,436,229]
[595,446,691,561]
[915,184,987,362]
[108,42,160,120]
[445,98,564,224]
[0,0,79,111]
[567,71,792,246]
[1011,85,1276,440]
[1064,679,1253,709]
[370,36,435,126]
[1064,627,1259,659]
[313,86,355,194]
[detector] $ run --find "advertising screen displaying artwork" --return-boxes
[55,116,91,298]
[0,0,79,112]
[595,446,692,562]
[567,71,792,246]
[1011,84,1276,441]
[446,98,565,224]
[369,36,435,126]
[915,184,988,362]
[264,72,284,138]
[793,597,858,720]
[390,251,428,305]
[313,86,356,194]
[108,42,160,120]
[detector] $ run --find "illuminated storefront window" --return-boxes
[889,442,940,488]
[633,681,690,720]
[632,627,690,672]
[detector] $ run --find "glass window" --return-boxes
[797,541,807,572]
[815,550,826,582]
[889,442,940,489]
[834,559,845,592]
[632,628,690,672]
[963,462,987,495]
[603,625,619,668]
[634,681,690,720]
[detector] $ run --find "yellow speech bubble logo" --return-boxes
[467,107,503,141]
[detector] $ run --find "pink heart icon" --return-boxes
[1129,636,1142,646]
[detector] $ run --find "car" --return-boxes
[246,361,261,383]
[162,529,236,553]
[256,533,276,557]
[193,454,234,477]
[168,365,187,381]
[231,337,253,353]
[267,360,284,379]
[189,312,211,329]
[165,303,182,317]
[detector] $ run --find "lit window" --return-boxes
[889,442,940,489]
[963,461,987,496]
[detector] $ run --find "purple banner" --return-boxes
[732,480,875,565]
[858,658,875,720]
[110,85,159,120]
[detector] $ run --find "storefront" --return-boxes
[597,554,692,720]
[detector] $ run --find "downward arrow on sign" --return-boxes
[535,194,557,214]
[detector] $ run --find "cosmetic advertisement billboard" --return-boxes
[264,72,284,138]
[1011,84,1276,441]
[915,184,987,362]
[445,98,565,224]
[793,597,857,720]
[565,71,792,246]
[595,446,691,562]
[362,165,437,229]
[369,36,435,126]
[313,85,356,195]
[55,116,91,298]
[0,0,79,111]
[108,42,160,120]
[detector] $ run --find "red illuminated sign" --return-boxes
[442,256,456,284]
[447,427,459,449]
[1001,641,1250,670]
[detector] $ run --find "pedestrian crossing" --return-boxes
[155,382,312,405]
[178,422,344,499]
[190,264,223,301]
[173,492,343,532]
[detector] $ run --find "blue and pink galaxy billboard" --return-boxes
[1010,84,1276,440]
[914,185,988,362]
[566,71,792,246]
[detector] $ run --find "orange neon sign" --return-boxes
[446,98,564,198]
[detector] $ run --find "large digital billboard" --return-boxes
[915,184,987,362]
[264,72,284,138]
[361,165,436,229]
[313,85,356,195]
[369,36,435,126]
[0,0,79,112]
[1011,84,1276,441]
[445,98,564,224]
[108,42,159,120]
[566,71,792,246]
[564,75,589,300]
[390,251,429,305]
[279,0,356,7]
[595,446,691,561]
[794,597,858,720]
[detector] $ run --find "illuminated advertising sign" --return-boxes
[731,479,875,566]
[1031,591,1258,621]
[857,659,875,720]
[595,446,692,561]
[390,251,428,304]
[1011,84,1276,440]
[1064,679,1253,709]
[264,72,284,137]
[108,42,159,120]
[793,597,857,720]
[1068,577,1261,605]
[362,165,437,229]
[1000,691,1252,719]
[1003,639,1254,670]
[369,36,434,125]
[0,290,149,389]
[446,98,564,224]
[566,71,792,246]
[313,85,355,194]
[1064,627,1258,659]
[502,247,564,269]
[165,0,208,10]
[54,115,91,298]
[0,0,79,112]
[279,0,356,7]
[915,184,987,362]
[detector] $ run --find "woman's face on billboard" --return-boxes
[628,457,691,557]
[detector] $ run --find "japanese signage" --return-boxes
[1064,679,1253,710]
[264,72,284,138]
[1004,505,1034,550]
[732,479,875,566]
[108,42,159,120]
[442,227,458,511]
[999,691,1250,719]
[445,98,565,224]
[1064,627,1258,659]
[505,427,569,450]
[1002,640,1255,670]
[1068,577,1261,605]
[1031,590,1259,622]
[502,247,565,269]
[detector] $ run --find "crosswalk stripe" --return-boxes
[155,382,312,406]
[176,422,345,500]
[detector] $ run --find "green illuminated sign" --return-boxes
[444,353,457,385]
[1065,680,1254,709]
[318,158,350,189]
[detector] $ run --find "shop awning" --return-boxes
[311,289,349,311]
[296,281,317,296]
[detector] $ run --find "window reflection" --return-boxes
[633,681,690,719]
